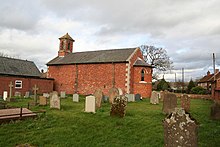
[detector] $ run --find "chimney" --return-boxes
[207,71,210,75]
[215,69,219,74]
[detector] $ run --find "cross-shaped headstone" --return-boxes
[8,81,13,99]
[32,84,39,105]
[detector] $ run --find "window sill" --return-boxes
[139,81,147,84]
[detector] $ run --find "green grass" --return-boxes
[0,97,219,147]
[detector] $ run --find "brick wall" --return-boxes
[0,75,54,97]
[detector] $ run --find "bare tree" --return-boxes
[140,45,173,80]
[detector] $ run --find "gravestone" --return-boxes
[73,93,79,102]
[162,93,177,114]
[43,93,50,98]
[108,88,119,104]
[32,84,39,105]
[102,95,109,102]
[125,94,135,102]
[163,108,198,147]
[135,93,141,101]
[160,90,168,101]
[110,95,128,118]
[3,91,8,101]
[14,92,21,97]
[60,91,66,98]
[85,95,96,113]
[24,91,30,98]
[181,94,191,112]
[50,91,60,109]
[150,91,159,104]
[8,81,13,99]
[94,89,103,108]
[118,88,123,96]
[39,96,47,106]
[210,102,220,120]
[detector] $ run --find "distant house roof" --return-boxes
[47,48,142,65]
[0,56,41,77]
[133,58,151,67]
[198,74,214,83]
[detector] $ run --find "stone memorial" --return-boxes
[102,95,109,102]
[135,93,141,101]
[3,91,8,101]
[14,92,21,97]
[163,108,198,147]
[43,93,50,98]
[210,101,220,120]
[8,81,13,99]
[160,90,168,101]
[24,91,30,98]
[108,87,119,104]
[118,88,123,96]
[85,95,96,113]
[181,94,191,112]
[94,89,103,108]
[60,91,66,98]
[73,93,79,102]
[32,84,39,105]
[39,96,47,106]
[150,91,159,104]
[110,95,127,118]
[162,93,177,114]
[125,94,135,102]
[50,91,60,109]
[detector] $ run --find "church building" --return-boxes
[47,33,152,98]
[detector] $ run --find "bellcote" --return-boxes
[58,33,75,57]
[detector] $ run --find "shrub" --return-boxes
[191,86,206,94]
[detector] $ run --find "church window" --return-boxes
[15,80,22,89]
[141,69,145,81]
[68,42,70,50]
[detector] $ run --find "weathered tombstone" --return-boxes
[181,94,191,112]
[73,93,79,102]
[162,93,177,114]
[110,95,127,118]
[8,81,13,99]
[60,91,66,98]
[32,84,39,105]
[14,92,21,97]
[118,88,123,96]
[125,94,135,102]
[108,87,119,104]
[50,91,60,109]
[85,95,96,113]
[210,101,220,120]
[160,90,168,101]
[24,91,30,98]
[43,93,50,98]
[135,93,141,101]
[39,96,47,106]
[3,91,8,101]
[150,91,159,104]
[163,108,198,147]
[93,89,103,108]
[102,95,109,102]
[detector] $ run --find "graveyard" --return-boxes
[0,95,219,147]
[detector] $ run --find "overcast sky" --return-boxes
[0,0,220,82]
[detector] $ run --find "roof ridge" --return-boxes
[0,56,33,63]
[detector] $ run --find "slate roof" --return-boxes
[0,56,41,77]
[47,48,138,65]
[59,33,75,41]
[198,74,214,83]
[133,58,151,67]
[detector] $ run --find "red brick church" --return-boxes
[47,33,152,98]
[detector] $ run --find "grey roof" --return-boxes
[47,48,137,65]
[0,56,41,77]
[133,58,152,67]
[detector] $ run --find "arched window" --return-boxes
[68,42,70,50]
[141,69,145,81]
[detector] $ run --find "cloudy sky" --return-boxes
[0,0,220,82]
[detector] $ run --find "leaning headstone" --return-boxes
[85,95,96,113]
[73,93,79,102]
[163,108,198,147]
[94,89,103,108]
[108,88,119,104]
[50,91,60,109]
[60,91,66,98]
[181,94,191,112]
[24,91,30,98]
[125,94,135,102]
[110,95,128,118]
[118,88,123,96]
[39,96,47,106]
[162,93,177,114]
[135,93,141,101]
[14,92,21,97]
[150,91,159,104]
[3,91,8,101]
[210,102,220,120]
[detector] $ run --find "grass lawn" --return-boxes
[0,96,219,147]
